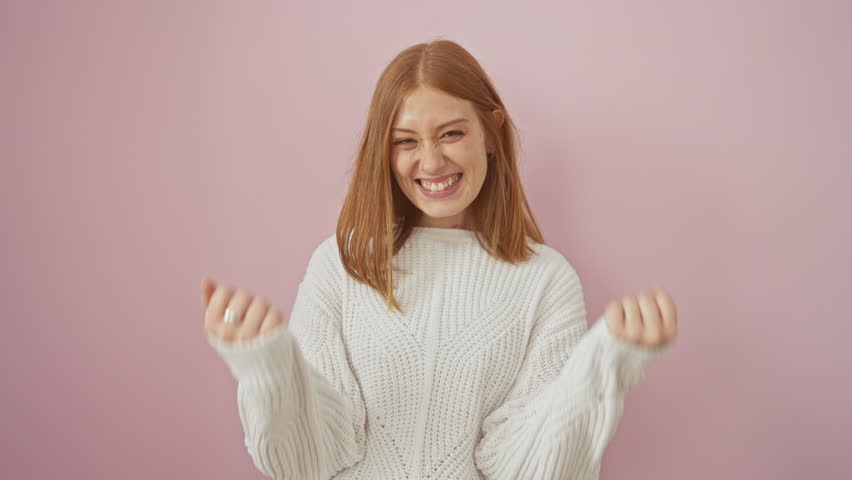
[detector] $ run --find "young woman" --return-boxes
[201,39,678,480]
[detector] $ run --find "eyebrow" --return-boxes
[391,118,469,134]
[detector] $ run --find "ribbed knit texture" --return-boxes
[207,226,669,479]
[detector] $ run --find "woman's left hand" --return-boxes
[604,287,678,349]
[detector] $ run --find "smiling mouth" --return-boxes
[416,173,462,190]
[415,173,463,194]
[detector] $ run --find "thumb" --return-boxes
[200,276,216,308]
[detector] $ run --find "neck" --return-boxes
[412,212,471,230]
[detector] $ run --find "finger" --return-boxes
[236,297,269,341]
[259,306,284,336]
[604,300,626,337]
[200,276,216,309]
[205,284,234,332]
[219,289,253,342]
[638,292,663,345]
[653,287,678,340]
[623,296,642,342]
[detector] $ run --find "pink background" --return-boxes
[2,1,850,478]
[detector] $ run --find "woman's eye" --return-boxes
[392,131,463,146]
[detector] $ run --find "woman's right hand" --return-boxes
[201,276,284,343]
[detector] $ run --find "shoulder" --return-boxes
[526,241,581,284]
[530,239,583,299]
[305,233,342,274]
[318,232,339,255]
[523,241,586,318]
[299,233,344,302]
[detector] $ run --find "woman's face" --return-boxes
[390,86,495,229]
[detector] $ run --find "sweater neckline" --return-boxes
[410,226,480,243]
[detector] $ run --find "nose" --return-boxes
[418,142,447,174]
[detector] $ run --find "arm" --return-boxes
[474,263,668,479]
[207,237,366,479]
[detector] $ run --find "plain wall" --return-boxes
[2,0,850,478]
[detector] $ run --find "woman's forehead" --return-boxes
[398,86,471,115]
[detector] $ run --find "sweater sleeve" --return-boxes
[206,236,366,480]
[473,260,669,479]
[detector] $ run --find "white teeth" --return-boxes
[421,174,460,192]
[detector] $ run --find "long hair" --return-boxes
[336,39,545,313]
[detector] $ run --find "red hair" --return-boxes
[336,39,545,313]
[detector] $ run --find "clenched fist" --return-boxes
[604,287,678,349]
[201,276,284,343]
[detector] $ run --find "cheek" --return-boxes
[390,155,404,176]
[462,154,488,179]
[391,158,413,184]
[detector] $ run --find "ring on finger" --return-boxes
[224,307,242,324]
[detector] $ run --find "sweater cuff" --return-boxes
[591,316,669,388]
[206,324,294,382]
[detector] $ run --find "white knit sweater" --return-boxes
[207,226,669,479]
